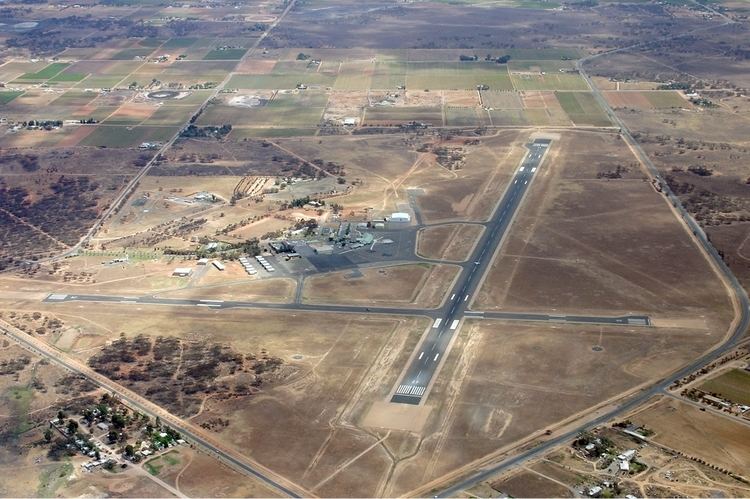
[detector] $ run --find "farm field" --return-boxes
[1,1,749,496]
[554,92,611,126]
[603,90,690,109]
[698,368,750,405]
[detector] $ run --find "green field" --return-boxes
[333,61,375,90]
[200,92,328,127]
[17,62,70,81]
[49,71,88,83]
[510,72,588,91]
[138,37,164,48]
[555,91,611,126]
[162,37,199,49]
[404,62,513,90]
[700,369,750,405]
[509,59,576,72]
[0,91,24,104]
[203,48,247,60]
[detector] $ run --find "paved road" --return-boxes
[0,319,305,498]
[434,29,750,496]
[34,0,299,265]
[391,139,551,404]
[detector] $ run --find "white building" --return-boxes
[389,212,411,223]
[172,267,193,277]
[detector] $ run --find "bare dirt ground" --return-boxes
[388,318,720,497]
[417,223,484,262]
[302,263,459,308]
[631,397,750,475]
[474,131,733,333]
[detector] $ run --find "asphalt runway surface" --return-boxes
[391,139,551,404]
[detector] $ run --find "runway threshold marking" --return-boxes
[418,352,424,360]
[433,318,442,328]
[433,353,440,362]
[450,319,460,330]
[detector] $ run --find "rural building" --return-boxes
[197,258,209,265]
[212,260,225,271]
[172,267,193,277]
[389,212,411,223]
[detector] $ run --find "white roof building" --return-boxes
[389,212,411,223]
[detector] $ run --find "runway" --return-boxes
[390,139,551,405]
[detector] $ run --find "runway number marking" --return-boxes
[433,318,442,328]
[450,320,460,330]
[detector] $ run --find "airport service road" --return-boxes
[391,139,550,405]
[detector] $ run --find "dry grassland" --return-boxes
[474,131,733,332]
[159,276,297,303]
[302,263,459,308]
[632,397,750,474]
[383,319,717,496]
[417,223,484,262]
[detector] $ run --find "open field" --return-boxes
[554,92,611,126]
[510,73,588,91]
[381,318,719,496]
[475,131,732,331]
[698,368,750,405]
[274,130,527,222]
[632,397,750,475]
[603,90,690,109]
[302,263,459,308]
[417,223,484,262]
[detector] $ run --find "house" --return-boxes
[96,422,109,431]
[212,260,225,271]
[197,258,209,265]
[588,486,602,497]
[172,267,193,277]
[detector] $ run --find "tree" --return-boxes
[124,444,135,458]
[66,420,79,435]
[57,410,66,421]
[44,429,53,442]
